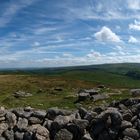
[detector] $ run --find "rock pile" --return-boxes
[1,98,140,139]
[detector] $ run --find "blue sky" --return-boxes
[1,0,140,68]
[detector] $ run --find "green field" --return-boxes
[0,63,140,109]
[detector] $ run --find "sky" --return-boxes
[1,0,140,68]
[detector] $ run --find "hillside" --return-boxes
[0,63,139,109]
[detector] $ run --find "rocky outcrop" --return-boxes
[130,89,140,97]
[13,91,32,98]
[77,89,108,102]
[1,98,140,139]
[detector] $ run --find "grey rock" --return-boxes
[78,92,90,101]
[78,107,87,119]
[12,108,32,118]
[0,110,6,117]
[32,110,46,119]
[0,117,5,122]
[34,133,47,140]
[84,111,97,122]
[81,133,93,140]
[17,117,28,131]
[3,130,14,140]
[130,89,140,97]
[14,131,24,140]
[66,123,84,140]
[123,128,139,140]
[43,119,53,130]
[23,132,33,140]
[121,121,132,129]
[123,111,133,121]
[29,117,43,124]
[5,112,17,129]
[28,124,50,139]
[54,115,70,125]
[0,137,6,140]
[0,123,8,135]
[123,136,134,140]
[13,91,32,98]
[47,107,71,120]
[54,129,73,140]
[73,119,89,130]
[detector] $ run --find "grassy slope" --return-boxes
[0,63,140,109]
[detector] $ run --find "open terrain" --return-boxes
[0,63,140,109]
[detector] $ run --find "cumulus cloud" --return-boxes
[128,36,138,43]
[129,20,140,30]
[94,26,121,42]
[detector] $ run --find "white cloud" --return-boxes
[127,0,140,10]
[129,20,140,30]
[116,45,124,51]
[114,45,126,56]
[128,36,138,43]
[63,53,73,57]
[87,50,101,58]
[94,26,121,42]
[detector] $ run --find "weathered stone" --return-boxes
[12,108,32,118]
[34,133,47,140]
[17,117,28,131]
[73,119,89,130]
[130,89,140,97]
[32,110,46,119]
[84,111,97,122]
[13,91,32,98]
[29,117,43,124]
[0,137,6,140]
[0,117,5,122]
[66,123,85,140]
[54,129,73,140]
[78,107,87,119]
[23,132,33,140]
[123,111,133,121]
[0,123,8,135]
[3,130,14,140]
[121,121,132,129]
[5,112,17,129]
[28,124,50,139]
[47,107,71,120]
[43,119,53,130]
[123,136,134,140]
[52,115,70,129]
[0,110,6,117]
[123,128,139,140]
[81,133,93,140]
[14,131,24,140]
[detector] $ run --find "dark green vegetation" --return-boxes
[0,63,140,109]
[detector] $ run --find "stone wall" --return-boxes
[0,98,140,140]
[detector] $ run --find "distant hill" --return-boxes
[0,63,140,76]
[1,63,140,88]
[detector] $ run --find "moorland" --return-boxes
[0,63,140,109]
